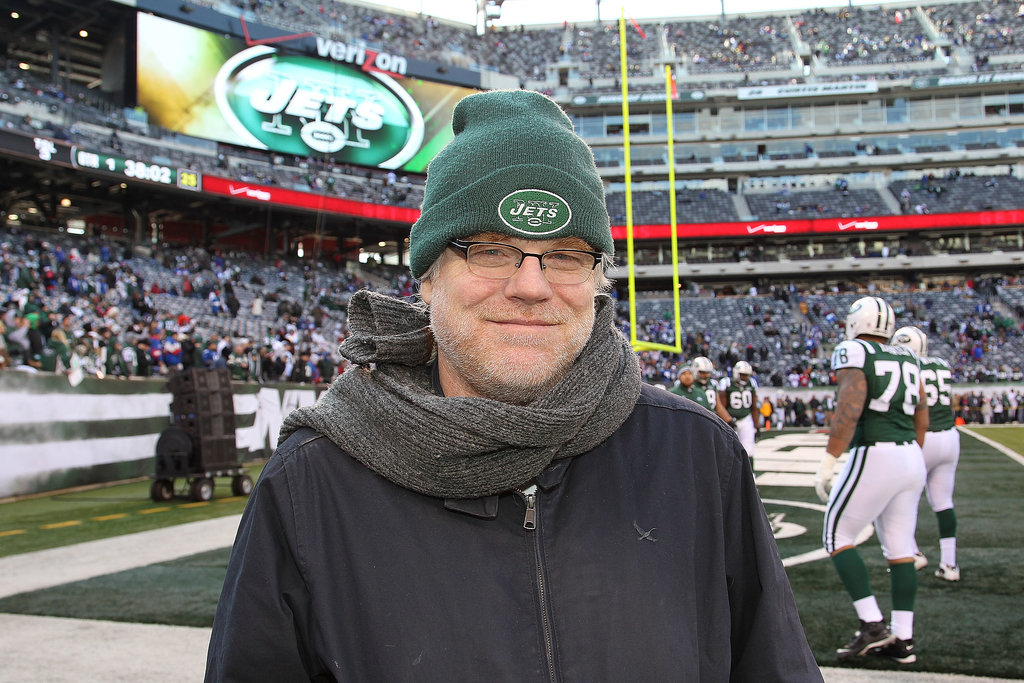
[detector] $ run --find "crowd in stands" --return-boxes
[623,275,1024,396]
[5,224,1024,429]
[0,226,414,386]
[750,385,1024,429]
[927,0,1024,56]
[889,169,1024,214]
[210,0,1024,81]
[665,15,795,76]
[793,6,936,65]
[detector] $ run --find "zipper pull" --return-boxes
[520,484,538,530]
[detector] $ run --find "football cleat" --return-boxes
[870,637,917,664]
[836,620,894,662]
[913,551,928,571]
[935,562,961,582]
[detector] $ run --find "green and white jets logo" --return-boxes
[498,189,572,235]
[213,46,423,169]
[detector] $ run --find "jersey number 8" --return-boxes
[868,359,920,415]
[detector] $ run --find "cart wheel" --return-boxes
[231,474,254,497]
[190,477,215,502]
[150,478,174,502]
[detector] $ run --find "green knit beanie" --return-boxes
[409,89,612,278]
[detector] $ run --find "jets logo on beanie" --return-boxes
[409,89,612,278]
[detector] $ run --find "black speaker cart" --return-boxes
[149,368,253,502]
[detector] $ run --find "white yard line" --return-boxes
[958,426,1024,467]
[0,613,210,683]
[0,514,242,599]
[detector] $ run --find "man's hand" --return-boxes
[813,454,837,503]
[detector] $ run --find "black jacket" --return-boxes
[207,385,821,682]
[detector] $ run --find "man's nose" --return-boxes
[504,253,552,300]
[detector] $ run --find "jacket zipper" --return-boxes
[517,485,557,683]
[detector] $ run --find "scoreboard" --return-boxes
[70,147,202,191]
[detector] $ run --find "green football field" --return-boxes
[762,426,1024,679]
[1,430,1023,678]
[0,465,267,558]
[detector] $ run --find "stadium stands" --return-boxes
[5,0,1024,398]
[6,219,1021,393]
[744,187,890,219]
[792,6,935,66]
[606,187,740,225]
[209,0,1024,79]
[666,15,796,75]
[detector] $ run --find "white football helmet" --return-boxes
[892,325,928,356]
[845,296,896,341]
[732,360,753,383]
[692,356,714,381]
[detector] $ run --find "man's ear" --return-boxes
[419,278,432,306]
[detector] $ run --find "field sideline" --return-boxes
[0,426,1022,679]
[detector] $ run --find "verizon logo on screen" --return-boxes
[747,224,787,234]
[228,185,272,201]
[838,220,879,230]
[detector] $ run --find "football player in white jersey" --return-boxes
[716,360,759,458]
[814,296,928,665]
[892,325,961,582]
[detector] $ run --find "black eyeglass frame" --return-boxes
[447,239,603,283]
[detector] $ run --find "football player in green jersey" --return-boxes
[716,360,759,458]
[892,325,961,582]
[669,364,699,403]
[691,356,719,412]
[813,296,928,665]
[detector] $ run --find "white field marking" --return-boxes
[958,426,1024,467]
[0,515,242,599]
[761,497,876,568]
[753,432,848,487]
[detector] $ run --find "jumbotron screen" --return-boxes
[136,12,477,173]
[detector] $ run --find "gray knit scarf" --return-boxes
[279,289,642,499]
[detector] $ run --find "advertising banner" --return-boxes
[912,72,1024,89]
[0,129,73,166]
[136,13,477,173]
[610,209,1024,240]
[202,175,420,223]
[0,371,325,498]
[737,81,879,100]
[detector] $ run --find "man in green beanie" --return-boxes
[669,363,709,408]
[208,90,821,682]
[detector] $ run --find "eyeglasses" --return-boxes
[448,240,603,285]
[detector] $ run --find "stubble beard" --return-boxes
[429,287,595,405]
